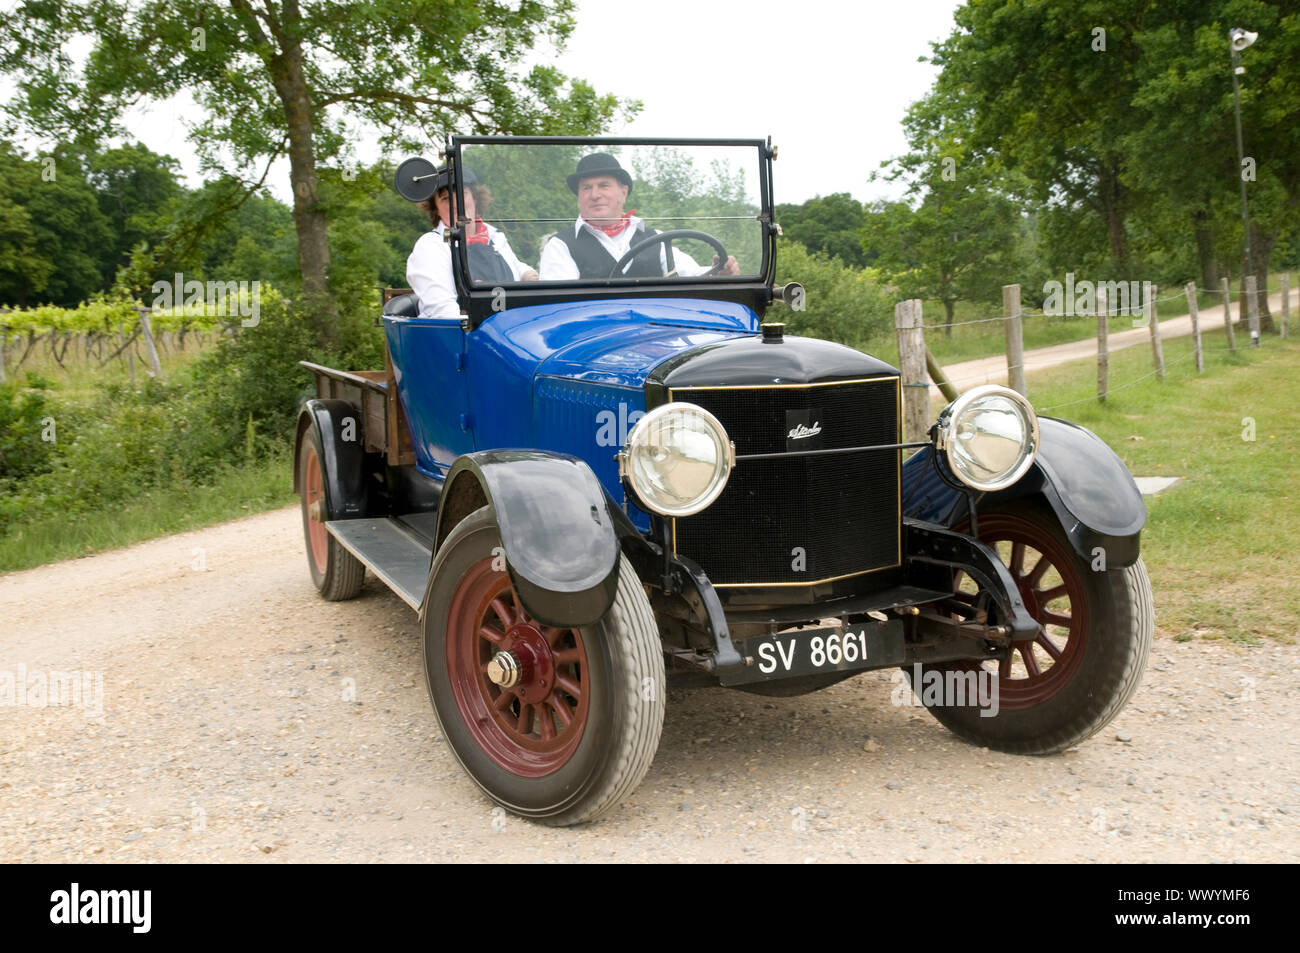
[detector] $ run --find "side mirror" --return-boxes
[395,157,441,202]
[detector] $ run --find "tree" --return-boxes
[774,238,894,350]
[924,1,1300,330]
[929,0,1152,275]
[774,194,871,268]
[866,88,1025,335]
[1,1,632,341]
[88,142,184,280]
[1122,0,1300,329]
[0,143,113,307]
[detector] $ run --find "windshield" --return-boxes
[453,139,769,287]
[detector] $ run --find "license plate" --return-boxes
[722,619,905,685]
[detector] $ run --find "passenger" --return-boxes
[538,153,741,280]
[406,167,537,319]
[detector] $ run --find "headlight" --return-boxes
[934,384,1039,491]
[617,402,735,517]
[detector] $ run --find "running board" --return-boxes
[325,518,432,611]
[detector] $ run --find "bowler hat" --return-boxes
[567,153,632,194]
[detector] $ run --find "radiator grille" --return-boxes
[670,377,901,587]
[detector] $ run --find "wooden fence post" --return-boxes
[1281,273,1291,339]
[1220,277,1237,353]
[1185,282,1203,373]
[1096,286,1109,402]
[895,298,928,442]
[136,307,164,379]
[1147,283,1165,380]
[1003,283,1026,396]
[1244,274,1261,347]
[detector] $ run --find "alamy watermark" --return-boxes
[1043,273,1152,324]
[151,272,261,327]
[891,664,999,718]
[1,663,103,716]
[595,402,645,447]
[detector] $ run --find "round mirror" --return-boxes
[394,156,441,202]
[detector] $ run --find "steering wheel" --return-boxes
[606,228,731,278]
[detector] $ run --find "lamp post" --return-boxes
[1229,27,1259,346]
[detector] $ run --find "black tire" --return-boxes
[297,424,365,601]
[911,500,1153,754]
[423,505,665,826]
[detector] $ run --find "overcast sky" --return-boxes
[11,0,965,207]
[561,0,963,204]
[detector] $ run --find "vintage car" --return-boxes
[293,136,1153,826]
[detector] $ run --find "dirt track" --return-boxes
[2,506,1296,863]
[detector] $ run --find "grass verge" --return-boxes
[0,453,295,574]
[1019,329,1298,643]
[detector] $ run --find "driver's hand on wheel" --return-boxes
[711,254,740,275]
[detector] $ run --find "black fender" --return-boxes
[902,416,1146,568]
[292,399,370,519]
[430,450,621,628]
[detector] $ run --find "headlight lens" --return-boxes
[618,402,735,517]
[935,385,1039,491]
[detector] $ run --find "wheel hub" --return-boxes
[444,557,591,778]
[501,624,555,704]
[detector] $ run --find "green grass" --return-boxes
[0,452,295,574]
[1015,328,1299,643]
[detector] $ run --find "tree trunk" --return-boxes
[943,298,955,337]
[1098,163,1130,274]
[263,6,338,345]
[1192,207,1218,294]
[1251,223,1275,332]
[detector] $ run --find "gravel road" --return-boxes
[2,506,1296,863]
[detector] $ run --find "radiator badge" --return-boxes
[785,408,824,451]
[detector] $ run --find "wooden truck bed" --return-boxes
[299,356,415,466]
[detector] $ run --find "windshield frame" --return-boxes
[446,135,777,327]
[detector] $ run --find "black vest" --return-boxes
[556,223,663,278]
[467,240,515,285]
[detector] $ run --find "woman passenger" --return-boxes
[406,167,537,319]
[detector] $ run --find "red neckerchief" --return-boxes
[584,209,637,237]
[465,218,491,245]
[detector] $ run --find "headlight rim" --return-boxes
[617,401,736,518]
[934,384,1040,492]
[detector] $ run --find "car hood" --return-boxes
[476,297,760,388]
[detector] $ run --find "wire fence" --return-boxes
[896,276,1294,440]
[916,279,1294,330]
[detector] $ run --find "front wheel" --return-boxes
[423,505,665,825]
[911,500,1153,754]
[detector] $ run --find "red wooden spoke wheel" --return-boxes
[303,442,329,576]
[445,557,590,777]
[296,425,364,600]
[954,508,1089,710]
[423,505,665,825]
[914,499,1153,754]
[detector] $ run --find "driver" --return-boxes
[538,153,740,280]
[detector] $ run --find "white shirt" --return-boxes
[406,222,533,319]
[538,217,708,280]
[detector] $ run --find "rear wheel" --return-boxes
[423,505,665,825]
[297,425,365,601]
[911,500,1152,754]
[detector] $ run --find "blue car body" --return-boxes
[384,297,760,532]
